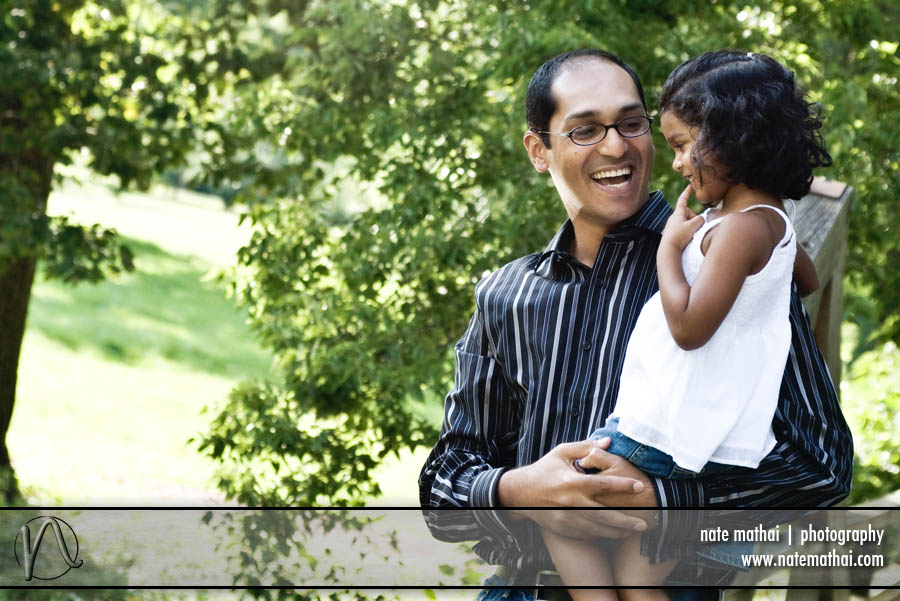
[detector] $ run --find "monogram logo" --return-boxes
[14,516,83,581]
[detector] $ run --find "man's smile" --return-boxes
[590,165,633,189]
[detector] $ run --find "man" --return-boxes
[418,49,852,597]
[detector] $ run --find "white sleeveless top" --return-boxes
[610,204,797,471]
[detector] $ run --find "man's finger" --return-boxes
[582,525,634,539]
[554,508,647,533]
[555,438,609,462]
[581,472,645,495]
[535,509,638,540]
[567,517,639,539]
[579,447,637,474]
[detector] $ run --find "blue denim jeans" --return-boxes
[473,573,534,601]
[588,418,753,570]
[588,418,729,478]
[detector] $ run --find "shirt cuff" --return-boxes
[641,477,708,563]
[470,467,521,545]
[653,476,706,508]
[470,466,505,507]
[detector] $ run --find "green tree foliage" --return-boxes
[196,0,899,508]
[843,339,900,504]
[0,0,259,497]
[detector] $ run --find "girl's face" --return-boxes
[660,111,731,204]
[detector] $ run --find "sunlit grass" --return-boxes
[8,179,271,505]
[47,175,251,268]
[11,331,250,503]
[26,236,271,377]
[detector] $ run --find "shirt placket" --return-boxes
[569,240,621,428]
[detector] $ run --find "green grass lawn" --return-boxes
[8,175,429,507]
[9,178,273,504]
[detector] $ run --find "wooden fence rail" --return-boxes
[725,180,900,599]
[796,177,853,391]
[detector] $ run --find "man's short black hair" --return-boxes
[659,50,832,200]
[526,49,648,148]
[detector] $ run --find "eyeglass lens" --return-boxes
[570,116,651,145]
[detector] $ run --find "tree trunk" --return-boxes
[0,255,36,500]
[0,146,53,502]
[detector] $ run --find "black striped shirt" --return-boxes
[418,191,853,571]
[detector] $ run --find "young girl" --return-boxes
[541,50,831,600]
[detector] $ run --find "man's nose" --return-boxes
[593,128,627,158]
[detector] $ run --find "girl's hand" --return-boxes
[661,184,704,250]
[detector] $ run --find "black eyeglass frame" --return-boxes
[533,115,654,146]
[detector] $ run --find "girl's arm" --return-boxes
[794,244,819,297]
[657,188,774,350]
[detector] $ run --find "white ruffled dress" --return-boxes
[610,204,797,472]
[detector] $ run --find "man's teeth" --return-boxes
[592,167,632,180]
[591,167,632,187]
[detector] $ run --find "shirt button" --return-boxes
[582,342,592,351]
[570,408,580,416]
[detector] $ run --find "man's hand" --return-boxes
[576,441,659,526]
[497,439,650,540]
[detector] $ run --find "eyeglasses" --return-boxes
[534,115,653,146]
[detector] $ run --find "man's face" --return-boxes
[525,59,654,234]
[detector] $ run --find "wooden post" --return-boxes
[793,177,853,393]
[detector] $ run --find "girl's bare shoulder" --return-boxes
[702,210,782,262]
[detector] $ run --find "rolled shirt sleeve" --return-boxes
[419,310,524,552]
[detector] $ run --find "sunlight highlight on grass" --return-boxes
[9,178,270,505]
[11,330,236,504]
[48,176,252,269]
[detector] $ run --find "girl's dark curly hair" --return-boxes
[658,50,832,200]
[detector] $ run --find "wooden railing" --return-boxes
[725,181,900,599]
[795,177,853,391]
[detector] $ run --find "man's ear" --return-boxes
[523,130,549,173]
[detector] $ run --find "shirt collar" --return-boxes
[535,190,670,272]
[611,189,671,237]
